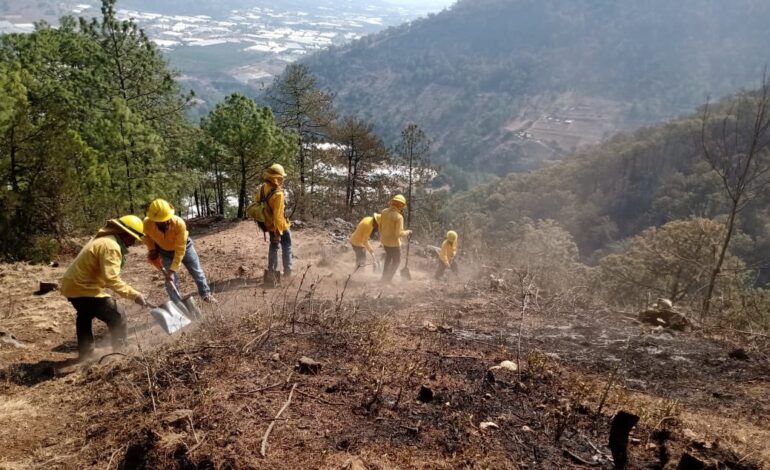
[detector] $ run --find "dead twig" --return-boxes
[98,352,129,364]
[233,382,284,396]
[596,336,631,416]
[295,388,344,406]
[655,416,678,429]
[425,350,483,360]
[563,448,599,467]
[185,434,207,456]
[104,445,123,470]
[722,327,770,339]
[400,420,422,433]
[241,328,271,354]
[260,382,298,458]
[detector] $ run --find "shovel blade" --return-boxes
[182,296,203,321]
[400,266,412,280]
[150,302,192,335]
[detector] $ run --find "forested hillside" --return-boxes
[303,0,770,174]
[448,90,770,270]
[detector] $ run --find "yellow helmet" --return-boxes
[110,215,144,241]
[447,230,458,243]
[391,194,407,208]
[373,213,381,225]
[266,163,287,177]
[147,198,174,222]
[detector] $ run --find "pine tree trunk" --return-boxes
[238,152,247,218]
[407,146,413,228]
[213,157,224,215]
[350,160,358,212]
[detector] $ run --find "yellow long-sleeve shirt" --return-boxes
[439,239,458,267]
[258,181,290,234]
[351,216,377,253]
[60,234,139,300]
[380,206,408,248]
[143,215,188,272]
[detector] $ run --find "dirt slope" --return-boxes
[1,220,768,469]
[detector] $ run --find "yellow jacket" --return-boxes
[351,216,377,253]
[143,215,188,272]
[60,233,139,300]
[380,206,408,247]
[259,181,290,234]
[439,239,458,267]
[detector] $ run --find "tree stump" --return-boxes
[609,411,640,469]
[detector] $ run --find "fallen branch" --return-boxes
[563,449,599,467]
[723,327,770,339]
[260,382,297,458]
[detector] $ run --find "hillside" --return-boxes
[303,0,770,173]
[1,221,768,468]
[447,90,770,274]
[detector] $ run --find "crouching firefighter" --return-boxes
[144,198,215,303]
[247,163,292,283]
[350,213,381,270]
[435,230,459,280]
[60,216,148,361]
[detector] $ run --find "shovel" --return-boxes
[161,267,203,320]
[149,300,192,335]
[400,235,412,280]
[371,252,382,274]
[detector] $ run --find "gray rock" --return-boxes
[0,331,25,349]
[297,356,322,375]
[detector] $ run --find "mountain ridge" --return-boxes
[302,0,770,173]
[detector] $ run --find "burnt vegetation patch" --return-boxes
[44,281,763,470]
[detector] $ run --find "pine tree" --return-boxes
[202,93,297,218]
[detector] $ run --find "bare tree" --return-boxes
[333,117,388,211]
[395,123,432,227]
[266,64,335,215]
[700,75,770,317]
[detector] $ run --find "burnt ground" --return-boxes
[1,219,769,469]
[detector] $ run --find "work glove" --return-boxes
[271,232,281,244]
[404,230,413,237]
[163,269,174,282]
[134,293,148,307]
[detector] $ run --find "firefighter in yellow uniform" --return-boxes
[257,164,292,276]
[379,194,412,282]
[143,198,214,303]
[435,230,459,280]
[350,213,381,269]
[60,216,148,360]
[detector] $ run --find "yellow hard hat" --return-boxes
[147,198,174,222]
[391,194,407,207]
[110,215,144,241]
[373,213,381,225]
[266,163,287,177]
[447,230,458,243]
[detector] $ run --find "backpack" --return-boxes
[246,184,278,232]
